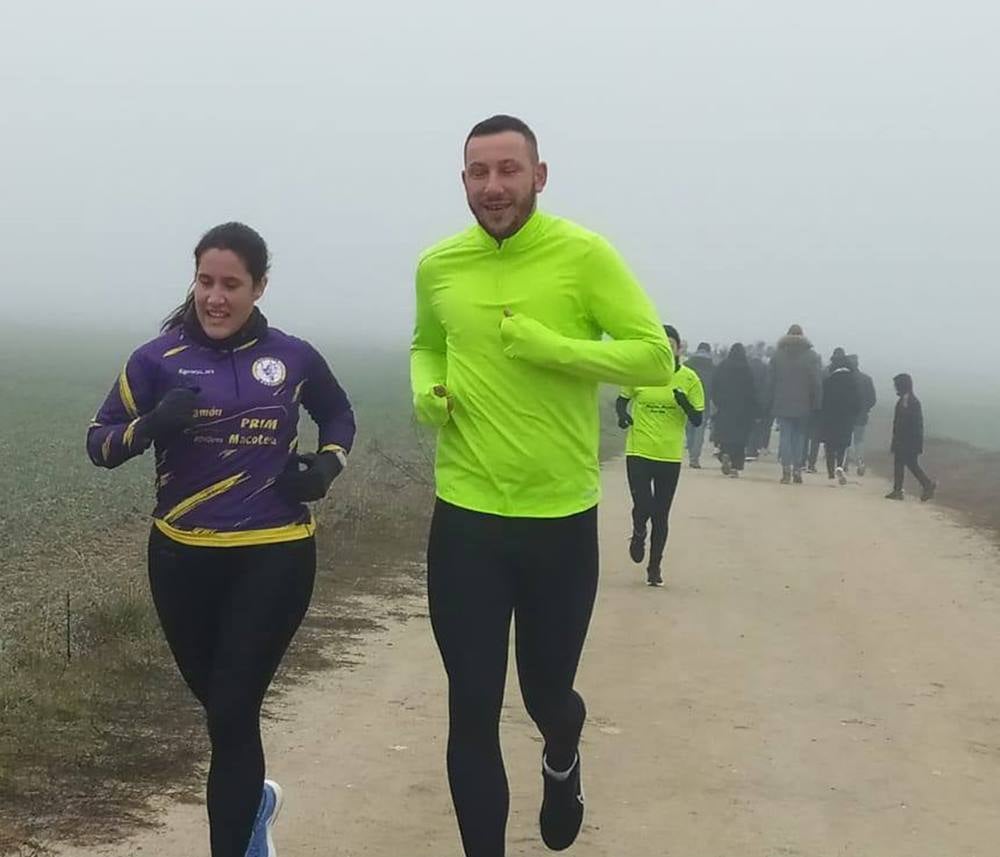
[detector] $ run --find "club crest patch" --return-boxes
[252,357,287,387]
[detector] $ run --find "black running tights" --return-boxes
[147,528,315,857]
[626,456,682,564]
[427,500,599,857]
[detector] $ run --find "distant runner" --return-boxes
[617,324,705,586]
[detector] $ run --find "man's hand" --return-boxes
[414,384,453,427]
[500,310,563,365]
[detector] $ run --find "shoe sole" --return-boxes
[264,779,283,857]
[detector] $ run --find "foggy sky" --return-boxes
[2,0,997,387]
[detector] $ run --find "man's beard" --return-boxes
[471,189,537,243]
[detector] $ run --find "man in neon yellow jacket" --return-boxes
[411,114,672,857]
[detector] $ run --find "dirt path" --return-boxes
[55,458,1000,856]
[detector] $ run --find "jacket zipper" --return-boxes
[229,351,241,398]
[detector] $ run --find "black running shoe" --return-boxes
[628,531,645,564]
[885,490,904,501]
[921,481,937,502]
[540,753,584,851]
[647,565,664,587]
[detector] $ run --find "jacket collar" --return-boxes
[473,209,547,252]
[182,306,268,351]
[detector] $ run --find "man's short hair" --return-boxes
[465,115,539,161]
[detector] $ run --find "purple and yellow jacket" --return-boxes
[87,310,356,548]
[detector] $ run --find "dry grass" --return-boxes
[865,422,1000,544]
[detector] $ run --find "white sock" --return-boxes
[543,753,578,781]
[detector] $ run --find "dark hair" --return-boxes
[664,324,681,344]
[727,342,748,363]
[465,115,539,161]
[161,222,270,332]
[831,351,851,370]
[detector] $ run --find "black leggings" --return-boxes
[427,500,598,857]
[148,528,316,857]
[626,456,681,563]
[720,443,747,471]
[826,445,848,477]
[894,453,932,492]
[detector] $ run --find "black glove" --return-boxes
[615,396,633,430]
[275,452,344,503]
[138,387,199,442]
[674,389,703,426]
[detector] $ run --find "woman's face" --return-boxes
[193,249,266,340]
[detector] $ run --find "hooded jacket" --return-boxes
[684,351,716,405]
[711,348,760,445]
[820,365,861,446]
[767,334,822,419]
[892,374,924,456]
[854,370,877,426]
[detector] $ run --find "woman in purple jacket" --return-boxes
[87,222,356,857]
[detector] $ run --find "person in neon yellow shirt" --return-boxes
[616,324,705,586]
[411,114,672,857]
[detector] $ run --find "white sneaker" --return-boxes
[836,466,847,486]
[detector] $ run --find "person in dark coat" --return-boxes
[804,348,842,474]
[684,342,716,468]
[711,343,759,478]
[887,373,937,501]
[768,325,822,484]
[819,352,861,485]
[847,354,877,476]
[746,342,770,459]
